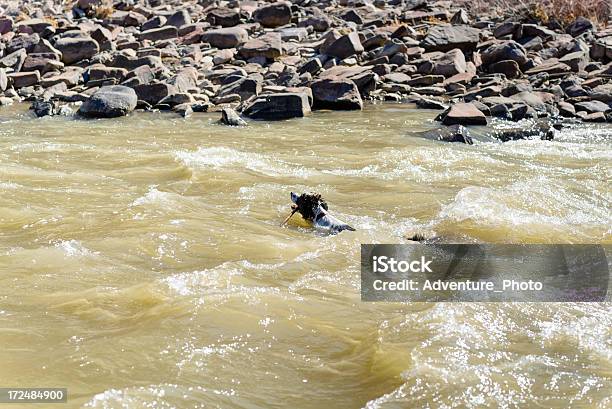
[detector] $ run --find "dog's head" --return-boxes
[290,192,328,221]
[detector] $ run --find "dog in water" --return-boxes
[282,192,355,233]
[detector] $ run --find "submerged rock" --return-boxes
[491,120,555,142]
[416,125,473,144]
[31,100,56,117]
[78,85,137,118]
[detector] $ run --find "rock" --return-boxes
[416,97,448,110]
[23,55,64,74]
[7,33,40,54]
[574,100,610,114]
[325,32,364,60]
[481,41,528,67]
[173,103,193,118]
[166,10,191,28]
[253,2,292,28]
[311,78,363,110]
[88,65,128,82]
[0,68,6,91]
[7,71,41,88]
[142,16,166,31]
[242,92,311,120]
[492,120,554,141]
[417,124,473,144]
[239,32,282,60]
[558,101,576,117]
[55,36,99,64]
[221,107,247,125]
[0,17,13,34]
[206,8,241,27]
[31,100,56,117]
[450,9,469,25]
[559,51,588,72]
[421,25,480,52]
[440,102,487,125]
[202,27,249,49]
[430,48,467,77]
[78,85,137,118]
[0,49,27,71]
[213,49,236,65]
[138,26,178,42]
[134,83,177,105]
[525,60,571,75]
[489,60,522,78]
[298,12,330,32]
[91,26,113,51]
[279,27,308,42]
[566,17,594,37]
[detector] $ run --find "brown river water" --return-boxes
[0,103,610,408]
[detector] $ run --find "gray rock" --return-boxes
[311,78,363,110]
[489,60,522,78]
[253,2,292,28]
[243,92,311,120]
[417,124,473,144]
[31,100,56,117]
[574,100,610,114]
[221,107,247,125]
[78,85,137,118]
[421,25,480,52]
[7,33,40,54]
[0,49,27,71]
[55,36,99,64]
[202,27,249,49]
[206,8,241,27]
[0,68,6,91]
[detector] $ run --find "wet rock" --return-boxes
[253,2,292,28]
[324,32,364,60]
[173,103,193,118]
[221,107,247,125]
[417,124,473,144]
[416,97,448,110]
[491,120,555,141]
[55,36,99,64]
[239,32,282,60]
[311,78,363,110]
[202,27,249,49]
[242,92,311,120]
[421,25,480,52]
[439,102,487,125]
[31,100,56,117]
[78,85,137,118]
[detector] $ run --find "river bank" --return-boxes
[0,0,610,129]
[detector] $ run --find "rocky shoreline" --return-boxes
[0,0,611,141]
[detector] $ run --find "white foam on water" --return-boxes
[55,239,97,257]
[130,186,175,207]
[174,146,315,178]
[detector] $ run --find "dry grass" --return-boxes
[467,0,610,27]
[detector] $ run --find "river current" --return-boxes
[0,103,610,408]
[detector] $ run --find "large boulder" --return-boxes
[78,85,137,118]
[439,102,487,125]
[253,2,292,28]
[239,32,282,60]
[134,83,177,105]
[311,78,363,110]
[481,41,528,67]
[54,36,99,64]
[324,32,364,60]
[421,25,480,52]
[202,27,248,49]
[242,92,311,120]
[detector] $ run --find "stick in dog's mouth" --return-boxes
[284,192,355,233]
